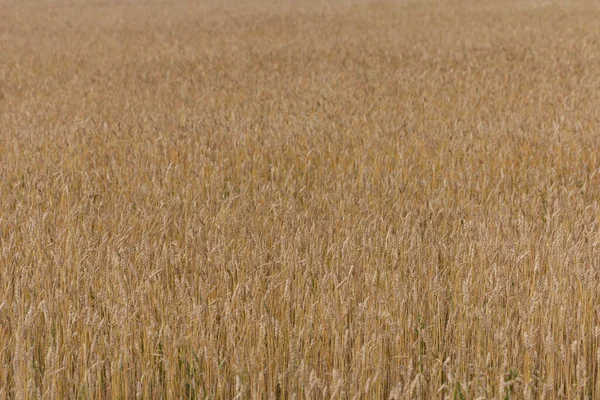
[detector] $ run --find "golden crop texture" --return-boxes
[2,0,600,398]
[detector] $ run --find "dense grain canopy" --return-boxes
[2,0,600,398]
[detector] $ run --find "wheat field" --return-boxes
[2,0,600,398]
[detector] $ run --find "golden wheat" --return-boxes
[2,0,600,398]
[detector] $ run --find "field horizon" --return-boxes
[2,0,600,398]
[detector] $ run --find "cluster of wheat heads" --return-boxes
[2,0,600,398]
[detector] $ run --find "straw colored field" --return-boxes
[2,0,600,398]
